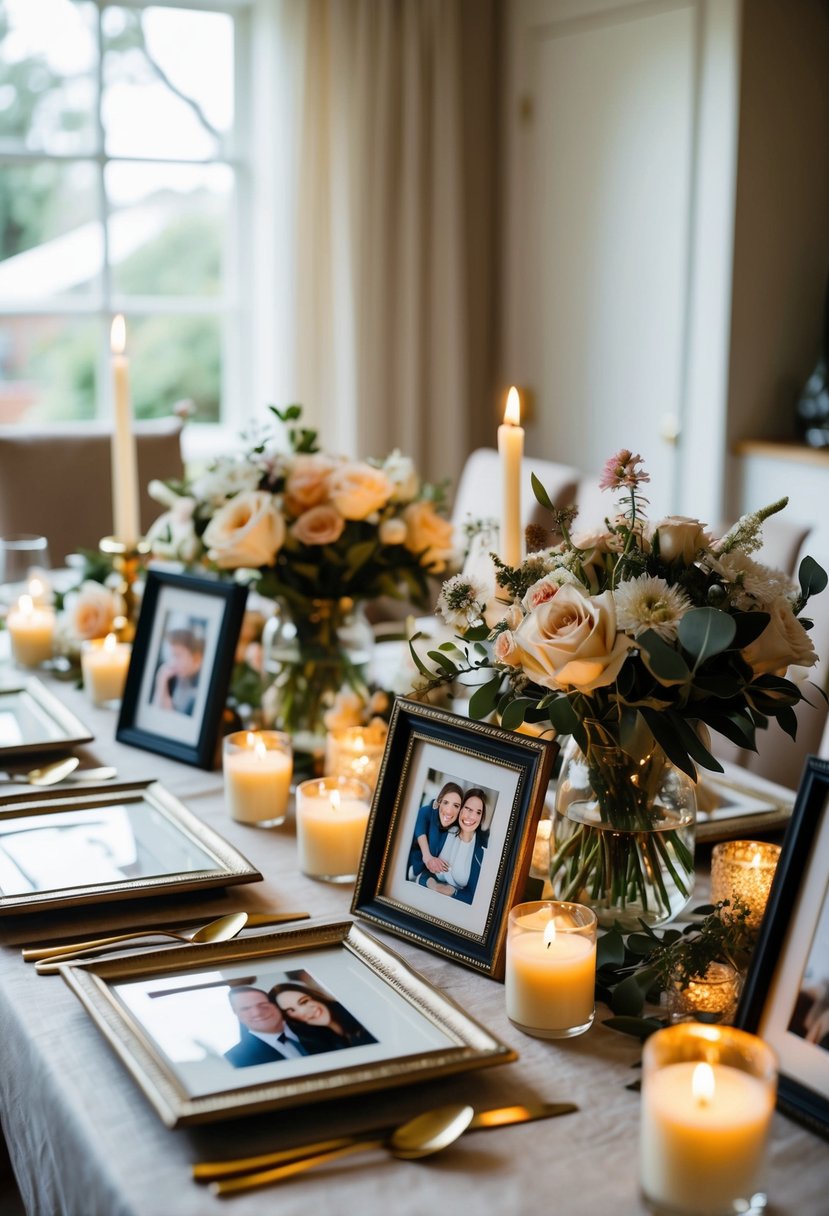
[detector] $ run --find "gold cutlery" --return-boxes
[194,1101,579,1191]
[22,910,310,963]
[31,912,249,972]
[0,759,118,786]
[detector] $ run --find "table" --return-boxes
[0,664,825,1216]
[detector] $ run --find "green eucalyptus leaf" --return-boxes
[610,973,651,1016]
[602,1015,664,1040]
[776,704,799,740]
[500,698,534,731]
[730,611,771,649]
[408,638,435,679]
[531,472,556,512]
[546,696,580,736]
[678,607,737,663]
[626,933,657,957]
[638,708,697,780]
[637,630,690,685]
[799,554,828,601]
[468,675,503,720]
[426,649,458,674]
[596,927,626,969]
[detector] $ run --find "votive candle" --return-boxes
[224,730,293,828]
[296,775,371,882]
[324,722,387,793]
[710,840,781,929]
[7,594,55,667]
[505,900,597,1038]
[81,633,131,707]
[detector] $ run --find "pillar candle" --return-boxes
[7,595,55,667]
[110,315,141,546]
[296,776,371,882]
[223,731,293,828]
[505,901,597,1037]
[80,634,131,707]
[497,385,524,568]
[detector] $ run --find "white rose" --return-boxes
[290,504,346,546]
[329,461,394,520]
[203,490,285,568]
[651,516,711,564]
[402,501,456,572]
[742,597,817,677]
[379,517,408,546]
[63,581,123,641]
[145,497,200,563]
[191,458,260,508]
[383,450,420,502]
[514,584,633,693]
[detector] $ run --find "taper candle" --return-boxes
[497,386,524,568]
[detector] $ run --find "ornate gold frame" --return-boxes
[0,676,93,756]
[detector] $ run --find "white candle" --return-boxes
[505,902,597,1037]
[81,633,131,707]
[296,777,370,881]
[224,731,293,828]
[324,723,387,793]
[110,315,140,546]
[640,1061,775,1214]
[7,594,55,667]
[497,385,524,568]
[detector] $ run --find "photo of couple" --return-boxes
[224,973,377,1069]
[405,772,498,906]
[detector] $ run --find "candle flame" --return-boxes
[245,731,258,749]
[504,385,521,426]
[103,632,118,651]
[750,852,761,869]
[692,1062,716,1105]
[28,577,44,599]
[254,738,268,761]
[329,788,341,813]
[18,594,34,616]
[543,918,557,949]
[111,314,126,355]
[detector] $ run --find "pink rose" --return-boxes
[514,584,633,693]
[329,461,394,520]
[742,597,817,677]
[290,504,346,546]
[284,454,337,515]
[402,501,455,572]
[203,490,285,568]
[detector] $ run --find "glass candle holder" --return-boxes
[80,634,132,708]
[324,721,387,793]
[6,594,56,668]
[710,840,781,930]
[505,900,597,1038]
[666,962,743,1026]
[295,775,371,883]
[223,731,293,828]
[640,1023,777,1216]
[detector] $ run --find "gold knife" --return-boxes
[193,1101,578,1187]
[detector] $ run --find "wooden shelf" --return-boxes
[732,439,829,469]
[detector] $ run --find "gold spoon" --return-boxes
[211,1104,475,1196]
[32,912,249,972]
[0,756,81,785]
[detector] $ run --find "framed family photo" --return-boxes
[351,699,556,979]
[736,756,829,1137]
[117,570,247,768]
[59,920,515,1127]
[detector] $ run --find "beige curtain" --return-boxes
[291,0,499,487]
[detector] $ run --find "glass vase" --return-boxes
[261,597,374,780]
[551,716,696,930]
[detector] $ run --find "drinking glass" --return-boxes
[0,534,51,588]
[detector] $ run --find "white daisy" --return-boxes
[436,574,487,629]
[704,551,796,611]
[614,574,691,641]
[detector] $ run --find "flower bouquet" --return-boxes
[145,406,454,767]
[415,450,826,927]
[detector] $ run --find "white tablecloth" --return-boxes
[0,662,825,1216]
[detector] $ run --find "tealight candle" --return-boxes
[710,840,781,929]
[324,722,387,793]
[666,962,742,1025]
[80,633,132,707]
[223,730,293,828]
[505,900,597,1038]
[7,594,55,668]
[640,1023,777,1216]
[295,775,371,883]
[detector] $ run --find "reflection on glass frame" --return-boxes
[352,699,556,979]
[0,781,261,915]
[59,920,516,1127]
[696,770,794,844]
[0,677,93,757]
[736,756,829,1137]
[117,570,247,769]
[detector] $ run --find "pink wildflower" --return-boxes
[599,450,651,492]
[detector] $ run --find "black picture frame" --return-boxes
[117,570,247,769]
[351,698,556,979]
[735,755,829,1139]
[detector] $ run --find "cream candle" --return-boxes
[505,901,597,1038]
[7,594,55,667]
[223,731,293,828]
[497,385,524,568]
[324,721,387,793]
[110,315,140,546]
[81,633,131,707]
[296,776,371,882]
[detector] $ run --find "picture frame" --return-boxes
[0,780,261,914]
[695,767,794,844]
[735,755,829,1138]
[117,570,247,768]
[59,919,516,1127]
[351,698,556,979]
[0,676,93,757]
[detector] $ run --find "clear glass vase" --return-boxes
[261,597,373,779]
[551,716,696,930]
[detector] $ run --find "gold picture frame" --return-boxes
[0,676,93,757]
[0,781,261,914]
[59,919,517,1127]
[695,770,795,843]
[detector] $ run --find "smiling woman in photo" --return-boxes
[269,981,377,1051]
[417,787,492,905]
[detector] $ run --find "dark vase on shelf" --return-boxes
[795,271,829,448]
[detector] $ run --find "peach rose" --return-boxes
[402,501,455,572]
[63,581,123,641]
[742,597,817,677]
[290,504,346,546]
[284,454,337,515]
[651,516,711,564]
[203,490,285,568]
[514,584,633,692]
[379,517,407,546]
[329,461,394,520]
[494,630,521,666]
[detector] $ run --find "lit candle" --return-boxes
[296,775,371,882]
[505,901,597,1037]
[223,730,293,828]
[80,633,132,707]
[324,722,387,793]
[497,385,524,568]
[640,1025,777,1215]
[6,594,55,668]
[110,315,140,546]
[710,840,781,929]
[666,961,742,1025]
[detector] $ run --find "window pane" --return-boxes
[107,162,232,298]
[127,313,221,424]
[102,6,234,160]
[0,314,99,423]
[0,161,101,300]
[0,0,98,155]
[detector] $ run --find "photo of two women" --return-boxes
[405,769,498,906]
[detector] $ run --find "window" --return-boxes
[0,0,250,431]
